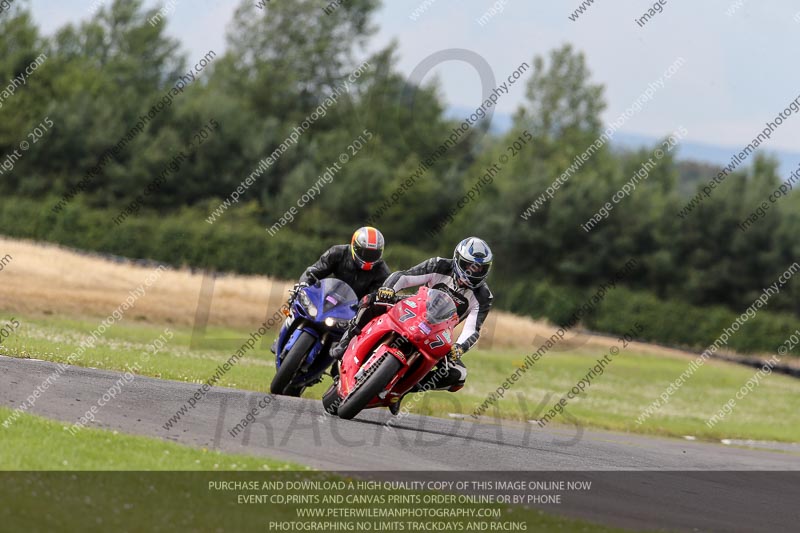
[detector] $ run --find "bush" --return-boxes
[2,196,327,277]
[3,196,797,357]
[494,277,799,357]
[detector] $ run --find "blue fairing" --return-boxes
[274,278,358,388]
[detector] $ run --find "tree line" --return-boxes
[0,0,797,353]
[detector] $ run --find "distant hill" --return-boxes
[613,131,800,184]
[450,106,799,196]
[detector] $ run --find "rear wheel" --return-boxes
[337,354,402,420]
[270,332,316,395]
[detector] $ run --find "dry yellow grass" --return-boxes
[0,235,719,360]
[0,236,291,329]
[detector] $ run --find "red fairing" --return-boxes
[337,287,458,409]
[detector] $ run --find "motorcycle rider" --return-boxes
[271,226,390,354]
[298,226,390,298]
[330,237,493,413]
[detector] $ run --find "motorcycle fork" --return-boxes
[354,332,398,381]
[380,341,418,398]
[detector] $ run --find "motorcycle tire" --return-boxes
[270,331,316,395]
[337,354,402,420]
[322,381,341,416]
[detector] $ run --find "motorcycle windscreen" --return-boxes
[319,278,358,313]
[425,289,458,325]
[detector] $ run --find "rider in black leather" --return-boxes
[299,227,390,300]
[272,227,389,356]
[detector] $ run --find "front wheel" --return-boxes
[270,332,316,395]
[322,381,341,416]
[337,355,402,420]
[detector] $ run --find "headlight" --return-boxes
[298,291,317,318]
[323,317,349,329]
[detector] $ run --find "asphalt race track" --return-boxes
[2,355,799,532]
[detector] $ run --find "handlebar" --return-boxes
[289,273,321,297]
[375,293,411,306]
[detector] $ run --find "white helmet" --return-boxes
[453,237,492,288]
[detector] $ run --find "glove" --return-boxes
[357,294,372,309]
[376,286,396,302]
[449,343,464,360]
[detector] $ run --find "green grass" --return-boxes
[431,346,800,443]
[0,408,634,532]
[3,310,799,443]
[0,313,274,391]
[0,406,303,471]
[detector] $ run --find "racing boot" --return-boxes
[329,325,357,361]
[388,396,403,416]
[415,360,467,392]
[389,381,426,416]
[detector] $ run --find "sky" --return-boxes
[28,0,800,161]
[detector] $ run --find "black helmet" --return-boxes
[453,237,492,288]
[350,226,385,271]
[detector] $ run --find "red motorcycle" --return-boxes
[322,286,459,420]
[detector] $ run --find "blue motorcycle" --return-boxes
[270,277,358,396]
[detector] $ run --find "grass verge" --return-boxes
[0,406,303,471]
[0,409,634,532]
[2,310,798,443]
